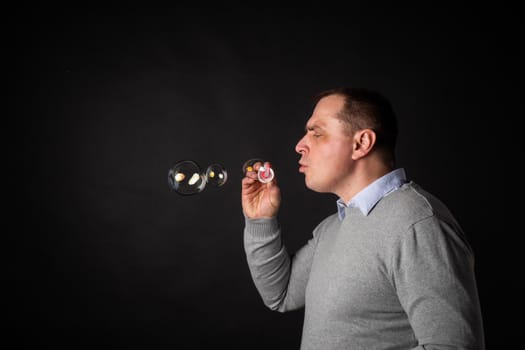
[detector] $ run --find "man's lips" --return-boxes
[298,163,307,173]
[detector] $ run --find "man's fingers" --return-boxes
[242,176,257,187]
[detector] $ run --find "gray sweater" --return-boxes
[244,182,485,349]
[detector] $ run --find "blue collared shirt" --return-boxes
[336,168,408,221]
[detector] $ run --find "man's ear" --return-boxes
[352,129,377,160]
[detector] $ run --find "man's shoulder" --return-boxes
[312,212,340,236]
[382,181,458,226]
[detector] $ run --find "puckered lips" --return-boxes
[298,162,308,173]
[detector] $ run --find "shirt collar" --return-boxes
[337,168,407,221]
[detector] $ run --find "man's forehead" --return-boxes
[305,113,342,128]
[305,117,327,129]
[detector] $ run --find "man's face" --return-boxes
[295,94,355,194]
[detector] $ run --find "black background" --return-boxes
[11,5,518,349]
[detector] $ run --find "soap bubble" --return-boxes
[242,158,275,183]
[242,158,264,175]
[168,160,206,195]
[168,160,228,195]
[206,164,228,187]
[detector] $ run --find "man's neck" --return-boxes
[336,160,393,204]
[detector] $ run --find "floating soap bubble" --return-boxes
[168,160,228,195]
[242,158,275,183]
[168,160,206,195]
[206,163,228,187]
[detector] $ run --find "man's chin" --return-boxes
[305,179,319,192]
[305,179,331,194]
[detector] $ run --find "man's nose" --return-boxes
[295,135,307,155]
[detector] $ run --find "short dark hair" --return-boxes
[313,87,398,164]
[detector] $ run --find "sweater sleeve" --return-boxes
[244,217,318,312]
[392,216,485,349]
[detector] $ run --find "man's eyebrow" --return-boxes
[305,123,324,132]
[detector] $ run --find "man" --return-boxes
[241,87,485,349]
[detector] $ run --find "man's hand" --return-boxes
[241,162,281,218]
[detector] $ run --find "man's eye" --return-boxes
[313,134,321,138]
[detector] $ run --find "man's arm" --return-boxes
[244,217,319,312]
